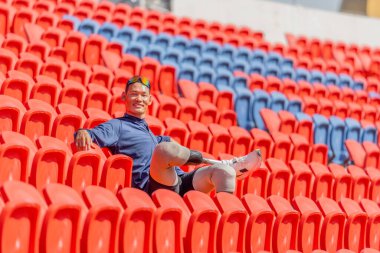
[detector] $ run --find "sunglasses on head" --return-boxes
[126,76,151,90]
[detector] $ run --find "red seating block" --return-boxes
[309,162,334,200]
[265,158,292,199]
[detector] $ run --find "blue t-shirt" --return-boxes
[81,114,185,190]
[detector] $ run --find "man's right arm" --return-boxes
[74,120,121,151]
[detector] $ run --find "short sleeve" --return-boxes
[156,135,171,143]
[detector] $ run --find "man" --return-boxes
[75,76,260,196]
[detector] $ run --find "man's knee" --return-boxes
[210,164,236,193]
[152,142,190,167]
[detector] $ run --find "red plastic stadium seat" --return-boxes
[40,57,68,83]
[345,139,366,168]
[176,97,200,123]
[365,167,380,203]
[11,8,37,38]
[31,75,62,107]
[198,101,219,125]
[83,107,111,128]
[0,181,45,253]
[339,197,368,252]
[81,186,122,253]
[216,90,234,111]
[84,34,107,66]
[208,123,232,158]
[155,93,180,121]
[84,83,111,112]
[117,187,155,253]
[0,3,15,35]
[296,115,314,144]
[271,132,293,164]
[43,183,88,253]
[302,96,320,115]
[139,57,161,92]
[187,120,212,153]
[309,162,334,200]
[241,194,274,253]
[334,100,349,119]
[163,117,189,146]
[347,165,370,201]
[0,94,26,131]
[250,128,274,160]
[119,53,142,75]
[265,158,292,199]
[0,48,18,74]
[145,115,165,135]
[318,97,334,117]
[317,197,346,252]
[14,52,43,78]
[63,31,86,62]
[328,163,353,200]
[260,108,281,134]
[249,74,267,91]
[267,195,300,253]
[213,192,248,253]
[59,79,87,109]
[65,61,92,86]
[20,99,57,142]
[2,33,27,57]
[359,199,380,250]
[289,133,311,163]
[112,68,132,89]
[288,160,313,199]
[52,103,85,144]
[41,28,67,48]
[348,102,363,121]
[243,163,269,198]
[179,79,198,101]
[292,196,323,253]
[0,131,37,182]
[363,141,380,169]
[228,126,253,156]
[1,72,35,103]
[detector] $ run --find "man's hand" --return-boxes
[75,129,92,151]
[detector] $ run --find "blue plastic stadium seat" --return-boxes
[280,58,294,69]
[352,79,365,90]
[287,97,303,114]
[324,72,339,86]
[162,48,183,65]
[181,51,200,66]
[126,42,147,58]
[236,47,251,62]
[98,22,118,41]
[136,29,156,47]
[361,123,378,143]
[110,38,128,53]
[78,19,99,36]
[310,70,326,84]
[329,116,348,164]
[266,52,282,66]
[234,86,254,129]
[249,62,265,75]
[232,76,248,89]
[280,66,296,79]
[146,45,164,61]
[345,118,361,142]
[62,15,80,30]
[232,60,249,73]
[172,36,189,51]
[216,58,232,73]
[270,91,288,112]
[264,64,280,77]
[312,114,333,159]
[214,70,234,87]
[295,112,312,122]
[153,32,172,49]
[202,41,221,57]
[295,68,311,82]
[250,49,267,64]
[178,64,198,82]
[338,74,353,88]
[116,26,137,43]
[219,44,237,61]
[251,89,271,129]
[197,66,216,84]
[199,56,216,69]
[186,39,204,55]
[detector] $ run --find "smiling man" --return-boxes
[75,76,261,195]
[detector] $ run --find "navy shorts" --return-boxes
[143,170,196,196]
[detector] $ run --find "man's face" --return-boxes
[123,82,152,118]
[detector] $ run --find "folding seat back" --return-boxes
[126,41,147,58]
[271,132,294,164]
[20,99,57,142]
[295,113,314,144]
[267,195,300,253]
[2,33,27,57]
[250,73,268,93]
[98,22,118,41]
[197,66,216,84]
[347,165,370,201]
[289,133,311,163]
[197,100,219,125]
[228,126,253,156]
[251,89,271,129]
[158,65,177,96]
[316,197,346,252]
[362,141,380,169]
[312,114,332,158]
[202,41,221,57]
[52,103,86,144]
[63,31,87,62]
[0,3,15,35]
[83,107,111,128]
[155,94,180,121]
[329,116,348,164]
[339,198,368,252]
[89,64,114,90]
[153,32,172,49]
[139,57,161,92]
[14,52,43,79]
[339,74,353,88]
[361,121,378,143]
[309,162,334,200]
[84,34,107,66]
[178,64,198,82]
[310,70,326,84]
[292,196,323,253]
[251,49,267,64]
[39,58,67,84]
[35,12,59,30]
[0,94,26,132]
[241,194,274,253]
[366,167,380,203]
[11,8,37,37]
[208,123,232,158]
[41,28,66,48]
[234,86,253,130]
[84,83,111,111]
[78,18,99,37]
[270,91,288,113]
[187,120,212,152]
[260,108,281,133]
[325,72,339,85]
[250,128,274,160]
[213,192,248,253]
[0,48,18,74]
[288,160,313,199]
[136,29,155,47]
[0,131,37,182]
[119,53,142,75]
[0,181,43,253]
[278,110,297,134]
[265,157,292,199]
[163,117,190,146]
[328,163,353,200]
[345,118,361,142]
[360,199,380,250]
